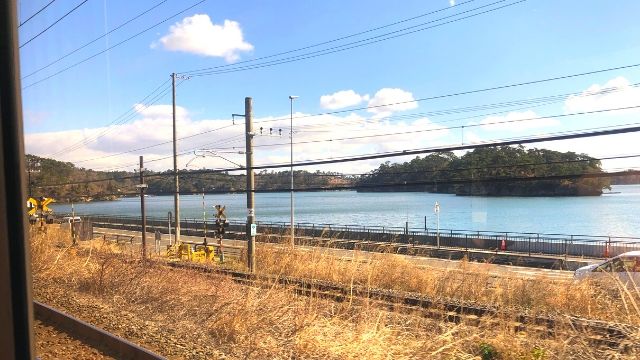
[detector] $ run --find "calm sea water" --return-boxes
[50,185,640,237]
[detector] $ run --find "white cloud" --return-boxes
[535,133,640,171]
[133,104,187,119]
[564,76,640,115]
[367,88,418,117]
[24,100,638,174]
[154,14,253,62]
[320,90,370,110]
[449,0,456,6]
[25,104,454,173]
[479,110,559,131]
[463,130,482,144]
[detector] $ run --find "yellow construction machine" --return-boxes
[165,204,228,263]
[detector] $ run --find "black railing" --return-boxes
[62,213,640,259]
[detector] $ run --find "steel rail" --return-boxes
[33,301,166,360]
[158,260,638,351]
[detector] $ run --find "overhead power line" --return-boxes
[179,0,480,75]
[204,104,640,152]
[19,0,90,48]
[45,79,172,158]
[61,85,615,171]
[42,153,640,189]
[84,133,246,171]
[100,136,248,171]
[248,123,640,172]
[19,0,57,28]
[58,66,639,167]
[182,0,527,77]
[39,169,640,197]
[22,0,169,80]
[164,170,640,195]
[34,117,640,188]
[253,63,640,126]
[22,0,209,90]
[256,153,640,178]
[282,82,638,132]
[68,118,239,166]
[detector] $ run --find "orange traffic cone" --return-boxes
[500,238,507,251]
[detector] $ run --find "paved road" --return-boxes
[93,227,578,281]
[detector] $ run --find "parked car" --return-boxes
[574,251,640,285]
[61,216,82,224]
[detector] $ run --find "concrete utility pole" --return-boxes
[434,201,440,248]
[244,97,256,272]
[289,95,298,246]
[202,190,207,245]
[138,156,148,259]
[172,72,181,244]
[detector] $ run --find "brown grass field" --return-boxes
[31,227,640,359]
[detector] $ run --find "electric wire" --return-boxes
[252,63,640,126]
[60,74,637,166]
[45,79,172,157]
[22,0,169,80]
[19,0,57,28]
[22,0,209,89]
[282,83,637,132]
[88,133,247,171]
[19,0,90,48]
[68,118,241,166]
[184,0,526,77]
[202,104,640,152]
[36,169,640,196]
[179,0,480,75]
[34,118,640,187]
[36,154,637,188]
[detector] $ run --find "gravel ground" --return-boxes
[35,320,116,359]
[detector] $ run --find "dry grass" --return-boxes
[254,242,640,326]
[31,227,640,359]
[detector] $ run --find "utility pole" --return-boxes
[138,156,148,260]
[202,190,207,245]
[71,202,76,244]
[26,158,40,198]
[288,95,298,246]
[168,211,173,246]
[28,165,32,198]
[244,97,256,273]
[434,201,440,248]
[172,72,181,244]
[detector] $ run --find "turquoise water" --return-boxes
[50,185,640,237]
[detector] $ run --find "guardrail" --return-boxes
[63,214,640,259]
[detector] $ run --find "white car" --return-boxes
[61,216,82,224]
[574,251,640,285]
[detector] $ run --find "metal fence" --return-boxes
[65,214,640,259]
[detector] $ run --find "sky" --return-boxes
[17,0,640,174]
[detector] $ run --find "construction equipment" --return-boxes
[165,204,228,263]
[165,242,216,263]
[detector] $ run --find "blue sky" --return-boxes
[18,0,640,172]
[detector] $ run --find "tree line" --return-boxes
[27,146,638,202]
[26,154,352,202]
[356,146,615,196]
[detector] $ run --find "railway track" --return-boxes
[160,260,639,351]
[34,301,166,360]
